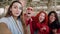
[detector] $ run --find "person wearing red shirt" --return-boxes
[24,7,34,25]
[23,7,34,34]
[34,11,49,34]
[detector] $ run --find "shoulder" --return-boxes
[0,17,12,34]
[0,17,9,23]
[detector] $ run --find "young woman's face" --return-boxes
[10,2,22,17]
[39,13,45,23]
[49,13,56,23]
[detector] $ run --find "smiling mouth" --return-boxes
[16,13,19,14]
[28,13,31,14]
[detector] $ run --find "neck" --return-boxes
[13,16,18,21]
[26,15,31,19]
[50,21,53,24]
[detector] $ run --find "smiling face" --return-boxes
[49,13,56,23]
[26,7,33,17]
[39,13,45,23]
[10,2,22,17]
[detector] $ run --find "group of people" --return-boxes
[0,0,60,34]
[24,7,60,34]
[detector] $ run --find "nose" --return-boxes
[17,8,20,12]
[17,8,19,10]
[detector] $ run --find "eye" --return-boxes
[14,6,17,9]
[27,8,32,11]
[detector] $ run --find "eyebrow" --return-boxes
[13,4,22,7]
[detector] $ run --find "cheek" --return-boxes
[52,17,56,21]
[12,8,17,12]
[49,16,56,21]
[39,16,45,21]
[19,10,22,15]
[11,11,15,15]
[42,17,45,20]
[49,16,52,20]
[49,16,53,21]
[11,8,16,14]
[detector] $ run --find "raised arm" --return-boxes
[0,23,12,34]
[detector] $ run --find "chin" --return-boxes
[39,20,44,23]
[14,15,20,17]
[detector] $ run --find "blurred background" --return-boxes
[0,0,60,21]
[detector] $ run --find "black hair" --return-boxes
[48,11,59,22]
[48,11,60,29]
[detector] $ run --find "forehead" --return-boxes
[40,13,45,15]
[12,2,22,7]
[51,13,55,15]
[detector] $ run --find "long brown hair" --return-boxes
[5,1,23,18]
[5,1,27,34]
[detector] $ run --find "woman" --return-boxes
[0,1,26,34]
[48,11,60,34]
[33,11,49,34]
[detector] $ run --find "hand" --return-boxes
[41,27,46,30]
[52,29,57,34]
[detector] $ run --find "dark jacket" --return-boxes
[48,21,60,34]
